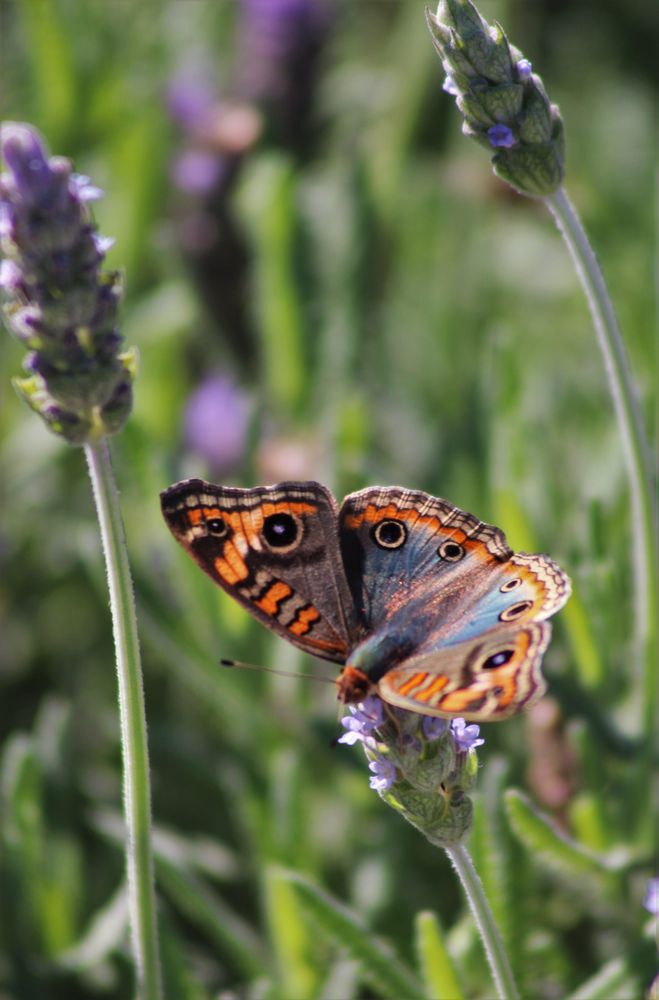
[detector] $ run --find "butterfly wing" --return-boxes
[339,486,570,717]
[377,623,550,721]
[339,485,570,650]
[161,479,358,663]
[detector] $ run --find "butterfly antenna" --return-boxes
[220,658,336,685]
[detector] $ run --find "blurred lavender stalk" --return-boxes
[165,0,334,383]
[1,123,135,443]
[235,0,333,153]
[1,122,162,999]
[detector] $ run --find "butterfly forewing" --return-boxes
[160,479,358,663]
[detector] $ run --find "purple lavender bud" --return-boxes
[488,124,517,149]
[442,76,459,96]
[182,372,250,473]
[1,122,134,444]
[516,58,533,81]
[1,122,60,209]
[422,716,449,741]
[450,718,485,753]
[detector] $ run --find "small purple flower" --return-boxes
[451,718,484,753]
[183,372,250,473]
[488,124,517,149]
[70,174,104,202]
[368,757,397,792]
[0,258,23,293]
[516,58,533,81]
[337,697,385,746]
[422,716,449,741]
[442,76,459,96]
[643,877,659,916]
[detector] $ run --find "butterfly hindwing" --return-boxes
[160,479,358,663]
[377,622,550,721]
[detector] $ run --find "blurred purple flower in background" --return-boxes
[182,372,250,474]
[166,64,218,131]
[171,150,223,196]
[643,877,659,916]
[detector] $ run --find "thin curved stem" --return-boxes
[546,187,657,719]
[444,842,519,1000]
[85,438,162,1000]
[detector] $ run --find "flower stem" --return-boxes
[444,842,519,1000]
[85,438,162,1000]
[546,186,657,719]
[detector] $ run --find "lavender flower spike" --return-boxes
[426,0,565,196]
[1,122,136,444]
[339,699,484,846]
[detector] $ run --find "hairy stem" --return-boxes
[85,438,162,1000]
[445,842,519,1000]
[546,187,657,720]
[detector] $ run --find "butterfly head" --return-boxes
[336,666,372,704]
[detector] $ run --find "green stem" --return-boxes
[444,843,519,1000]
[85,438,162,1000]
[545,187,657,718]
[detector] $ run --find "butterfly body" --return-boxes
[160,479,570,721]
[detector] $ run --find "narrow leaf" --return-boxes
[504,789,614,893]
[277,867,425,1000]
[264,867,318,1000]
[566,957,638,1000]
[414,910,465,1000]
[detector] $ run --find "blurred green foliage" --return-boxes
[0,1,655,997]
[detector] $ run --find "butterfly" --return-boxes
[160,480,571,722]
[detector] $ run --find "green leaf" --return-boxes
[240,155,306,416]
[565,957,639,1000]
[504,790,615,894]
[155,854,267,981]
[19,0,77,142]
[276,867,425,1000]
[264,867,319,1000]
[57,884,129,971]
[469,758,524,982]
[414,910,465,1000]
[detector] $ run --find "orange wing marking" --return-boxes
[255,581,293,617]
[412,675,450,702]
[288,605,321,636]
[396,672,429,697]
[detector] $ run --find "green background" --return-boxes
[1,1,656,997]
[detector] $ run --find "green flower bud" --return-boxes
[426,0,565,196]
